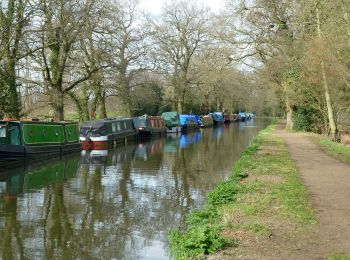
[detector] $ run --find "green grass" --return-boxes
[228,129,316,225]
[315,137,350,164]
[168,123,316,259]
[328,253,350,260]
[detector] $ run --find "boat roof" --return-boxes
[208,112,224,121]
[179,114,202,125]
[0,120,77,125]
[80,117,132,128]
[161,112,178,117]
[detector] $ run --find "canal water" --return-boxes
[0,120,267,259]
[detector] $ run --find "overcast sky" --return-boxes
[139,0,225,14]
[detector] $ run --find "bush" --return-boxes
[169,224,229,259]
[292,106,317,132]
[207,181,239,206]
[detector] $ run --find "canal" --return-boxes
[0,119,267,259]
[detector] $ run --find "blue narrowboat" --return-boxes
[179,115,202,132]
[239,112,247,122]
[209,112,224,126]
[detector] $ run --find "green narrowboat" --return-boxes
[161,112,182,133]
[0,119,80,157]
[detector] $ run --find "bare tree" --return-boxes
[34,0,100,120]
[106,0,149,116]
[151,0,210,113]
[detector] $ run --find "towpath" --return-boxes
[275,123,350,258]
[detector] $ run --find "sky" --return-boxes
[139,0,225,15]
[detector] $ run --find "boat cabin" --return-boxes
[132,115,166,136]
[209,112,224,125]
[0,120,80,157]
[80,117,137,150]
[179,115,202,132]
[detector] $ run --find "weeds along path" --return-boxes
[276,124,350,257]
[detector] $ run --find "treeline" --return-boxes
[231,0,350,138]
[0,0,277,122]
[3,0,348,138]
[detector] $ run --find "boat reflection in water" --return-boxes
[0,156,79,198]
[179,131,202,149]
[211,126,224,141]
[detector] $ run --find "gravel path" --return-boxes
[276,125,350,258]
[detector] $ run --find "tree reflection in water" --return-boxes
[0,120,268,259]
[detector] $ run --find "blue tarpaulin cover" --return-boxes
[179,115,202,126]
[239,112,246,118]
[209,112,224,122]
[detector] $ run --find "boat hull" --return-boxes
[0,143,81,157]
[80,131,138,150]
[166,126,182,134]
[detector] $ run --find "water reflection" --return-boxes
[0,120,268,259]
[179,131,202,149]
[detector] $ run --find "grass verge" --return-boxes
[168,124,317,259]
[312,136,350,164]
[327,253,350,260]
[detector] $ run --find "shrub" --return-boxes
[169,224,229,259]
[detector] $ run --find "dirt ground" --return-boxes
[209,123,350,260]
[276,124,350,258]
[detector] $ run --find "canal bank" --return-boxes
[169,122,350,259]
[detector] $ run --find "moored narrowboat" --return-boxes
[132,115,166,137]
[223,114,234,123]
[239,112,247,122]
[246,112,254,120]
[79,117,137,150]
[161,112,181,134]
[209,112,224,126]
[179,114,202,132]
[0,119,80,158]
[200,115,213,127]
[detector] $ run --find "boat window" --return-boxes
[117,122,121,131]
[0,126,6,138]
[80,127,90,136]
[133,118,146,128]
[92,125,107,136]
[112,123,117,132]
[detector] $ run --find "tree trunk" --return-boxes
[53,90,64,121]
[98,91,107,118]
[282,81,293,130]
[286,102,293,130]
[342,0,350,46]
[4,62,20,118]
[316,6,337,139]
[177,100,183,114]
